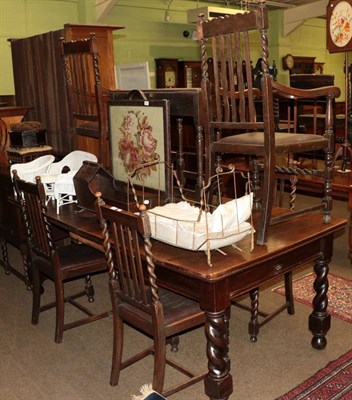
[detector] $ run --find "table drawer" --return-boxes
[229,241,322,298]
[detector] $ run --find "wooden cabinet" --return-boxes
[283,55,325,76]
[291,56,316,75]
[64,24,119,89]
[9,24,123,158]
[156,59,211,88]
[178,61,202,88]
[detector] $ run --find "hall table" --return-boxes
[47,203,346,400]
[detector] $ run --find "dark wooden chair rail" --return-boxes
[94,193,207,397]
[198,1,340,246]
[12,172,110,343]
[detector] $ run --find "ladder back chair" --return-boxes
[198,0,340,245]
[95,192,207,398]
[12,172,110,343]
[60,33,109,168]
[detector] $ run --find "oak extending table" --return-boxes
[47,202,346,400]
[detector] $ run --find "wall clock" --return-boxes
[164,65,177,88]
[155,58,179,88]
[282,54,295,71]
[327,0,352,53]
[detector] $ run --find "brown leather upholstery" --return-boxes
[12,171,110,343]
[95,192,206,397]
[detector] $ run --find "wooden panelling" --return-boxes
[9,24,122,159]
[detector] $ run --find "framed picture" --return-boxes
[108,98,171,198]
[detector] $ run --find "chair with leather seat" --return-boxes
[198,0,340,245]
[60,33,109,169]
[12,171,110,343]
[94,192,207,397]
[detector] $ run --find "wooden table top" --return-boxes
[47,202,346,283]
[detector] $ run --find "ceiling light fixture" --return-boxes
[165,0,174,22]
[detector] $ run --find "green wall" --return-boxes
[0,0,348,100]
[269,10,347,97]
[0,0,84,94]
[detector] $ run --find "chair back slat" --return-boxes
[112,221,148,304]
[13,173,54,260]
[243,31,256,121]
[65,51,98,119]
[199,4,271,129]
[60,33,109,167]
[95,195,157,312]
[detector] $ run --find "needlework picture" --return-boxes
[109,99,171,193]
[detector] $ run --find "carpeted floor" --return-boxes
[1,196,352,400]
[273,272,352,324]
[276,349,352,400]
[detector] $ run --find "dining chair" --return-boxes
[94,192,207,397]
[12,171,110,343]
[198,0,340,245]
[60,33,109,169]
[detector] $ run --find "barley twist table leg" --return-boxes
[309,257,331,350]
[204,309,233,400]
[347,187,352,262]
[1,240,10,274]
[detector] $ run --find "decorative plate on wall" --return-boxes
[327,0,352,53]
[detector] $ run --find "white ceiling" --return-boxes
[189,0,327,35]
[277,0,321,5]
[213,0,327,10]
[95,1,327,34]
[218,0,329,35]
[254,0,322,7]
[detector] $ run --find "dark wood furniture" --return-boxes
[12,173,111,343]
[198,2,340,245]
[0,167,31,288]
[64,24,120,89]
[297,172,352,261]
[9,24,123,164]
[60,33,109,167]
[155,59,210,89]
[0,106,32,166]
[290,74,335,90]
[287,74,347,161]
[72,157,293,342]
[282,55,325,75]
[155,58,179,88]
[178,60,202,88]
[0,169,69,289]
[290,56,316,74]
[46,200,346,400]
[6,146,53,164]
[95,195,207,396]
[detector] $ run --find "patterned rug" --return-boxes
[276,350,352,399]
[273,273,352,324]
